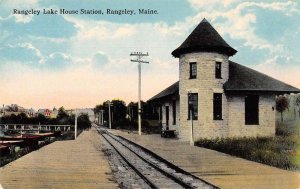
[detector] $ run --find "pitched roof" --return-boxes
[172,18,237,58]
[148,62,300,102]
[224,61,300,93]
[148,81,179,102]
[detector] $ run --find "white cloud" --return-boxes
[188,0,239,9]
[189,1,298,53]
[13,14,33,23]
[254,58,300,89]
[1,1,299,108]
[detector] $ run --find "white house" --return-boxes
[148,19,300,141]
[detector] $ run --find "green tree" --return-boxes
[16,113,29,124]
[276,96,289,122]
[57,107,69,119]
[37,114,47,124]
[77,114,91,130]
[56,106,70,125]
[111,99,127,125]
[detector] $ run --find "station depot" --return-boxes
[148,18,300,142]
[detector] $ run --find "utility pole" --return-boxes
[188,92,194,146]
[107,101,112,129]
[130,52,149,136]
[100,109,104,125]
[75,110,78,140]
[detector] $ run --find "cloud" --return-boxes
[0,42,43,64]
[14,14,34,23]
[188,0,239,9]
[65,16,136,41]
[0,13,76,39]
[1,0,299,109]
[41,52,71,70]
[92,51,109,68]
[254,57,300,90]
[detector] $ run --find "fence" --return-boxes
[0,124,74,133]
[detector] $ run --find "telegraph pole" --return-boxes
[130,52,149,136]
[107,101,112,129]
[75,110,78,140]
[100,109,104,125]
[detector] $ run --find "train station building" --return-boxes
[148,18,300,141]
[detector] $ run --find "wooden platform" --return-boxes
[110,129,300,189]
[0,128,118,189]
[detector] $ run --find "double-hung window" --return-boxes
[215,62,222,79]
[189,62,197,79]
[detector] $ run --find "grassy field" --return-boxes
[195,135,299,170]
[195,115,300,170]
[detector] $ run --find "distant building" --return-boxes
[1,104,27,117]
[37,109,52,118]
[149,19,300,141]
[26,108,36,118]
[50,107,58,118]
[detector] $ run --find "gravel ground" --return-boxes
[97,133,151,189]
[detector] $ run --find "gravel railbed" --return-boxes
[97,131,151,189]
[97,127,217,189]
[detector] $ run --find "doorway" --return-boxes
[165,106,169,130]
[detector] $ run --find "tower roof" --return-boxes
[172,18,237,57]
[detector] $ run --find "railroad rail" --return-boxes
[96,127,218,189]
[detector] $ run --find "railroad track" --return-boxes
[96,127,218,189]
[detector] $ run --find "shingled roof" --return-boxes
[224,61,300,93]
[148,62,300,102]
[148,81,179,102]
[172,18,237,58]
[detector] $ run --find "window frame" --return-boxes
[245,95,259,125]
[215,61,222,79]
[213,93,223,120]
[188,93,198,120]
[189,62,197,79]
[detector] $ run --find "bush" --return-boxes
[276,123,293,136]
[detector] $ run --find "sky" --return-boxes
[0,0,299,110]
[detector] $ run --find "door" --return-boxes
[165,106,169,130]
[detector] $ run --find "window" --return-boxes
[245,95,259,125]
[172,100,176,125]
[213,93,222,120]
[188,93,198,120]
[189,62,197,79]
[215,62,222,79]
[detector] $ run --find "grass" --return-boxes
[195,115,300,170]
[195,135,299,170]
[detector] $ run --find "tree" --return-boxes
[77,114,91,130]
[111,99,127,126]
[16,113,29,124]
[56,106,70,124]
[276,95,289,122]
[37,114,47,124]
[57,106,69,119]
[128,102,138,121]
